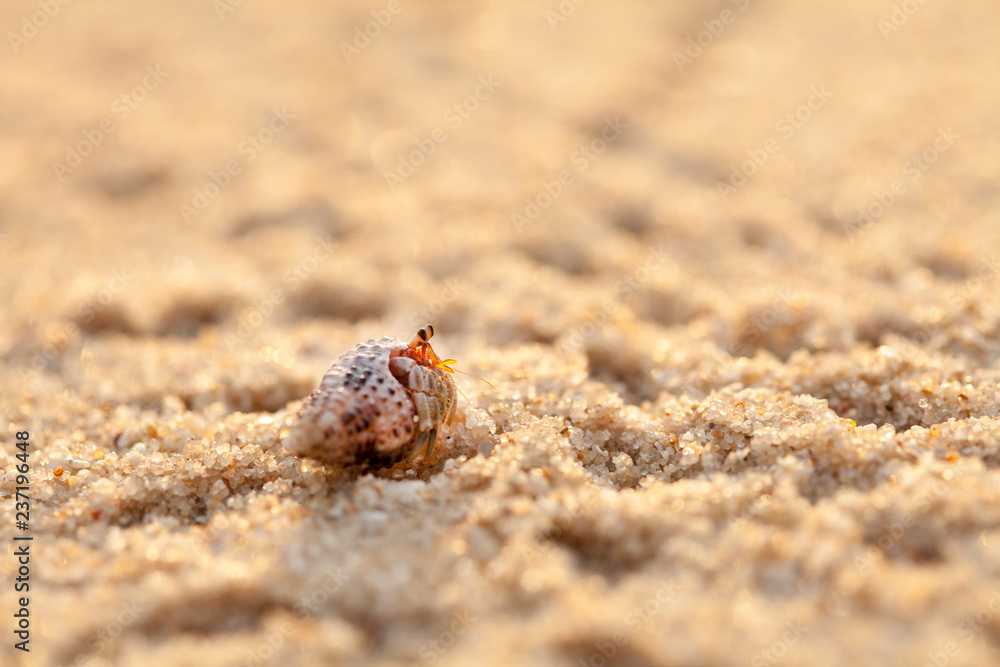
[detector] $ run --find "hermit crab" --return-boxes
[284,325,487,467]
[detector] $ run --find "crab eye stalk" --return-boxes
[408,324,434,349]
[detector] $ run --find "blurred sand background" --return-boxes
[2,1,1000,665]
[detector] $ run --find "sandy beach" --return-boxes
[2,1,1000,665]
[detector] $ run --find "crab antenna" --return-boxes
[436,359,497,391]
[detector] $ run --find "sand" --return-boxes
[2,1,1000,665]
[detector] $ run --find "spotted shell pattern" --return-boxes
[284,330,457,467]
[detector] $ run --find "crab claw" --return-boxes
[435,359,458,373]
